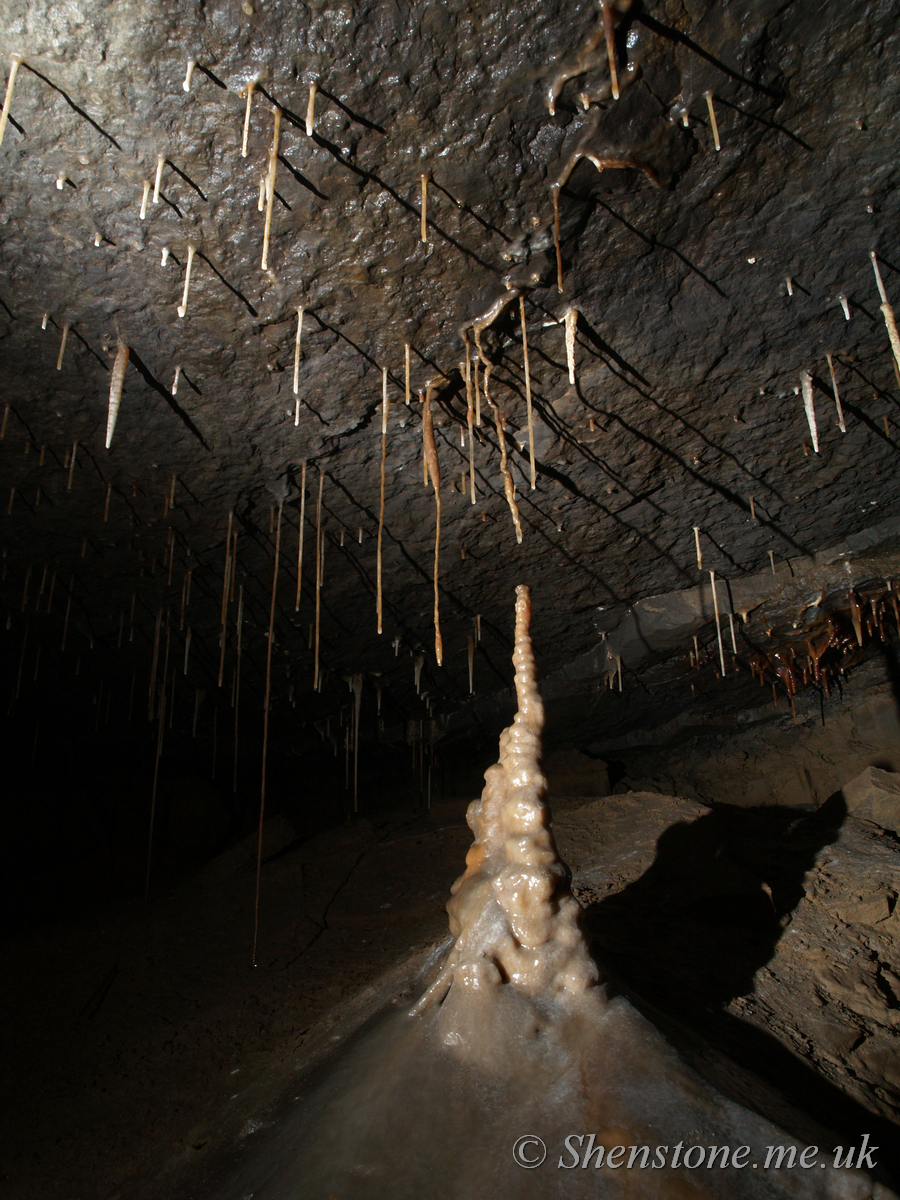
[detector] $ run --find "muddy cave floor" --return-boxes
[2,706,900,1200]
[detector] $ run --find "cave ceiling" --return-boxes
[2,0,900,757]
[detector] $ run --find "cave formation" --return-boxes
[1,0,900,1196]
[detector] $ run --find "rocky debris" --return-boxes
[843,766,900,835]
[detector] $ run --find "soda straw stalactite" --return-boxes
[519,296,536,489]
[241,80,256,157]
[233,585,244,793]
[177,244,195,318]
[314,468,324,689]
[252,501,282,967]
[295,461,307,611]
[218,511,233,687]
[826,353,846,433]
[420,173,428,242]
[422,385,443,665]
[464,340,476,503]
[261,106,281,271]
[564,308,578,385]
[377,367,389,634]
[293,305,304,425]
[0,56,23,148]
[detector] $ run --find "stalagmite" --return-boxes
[564,307,578,385]
[826,352,846,432]
[422,386,443,664]
[0,56,22,148]
[314,469,324,689]
[292,305,304,424]
[870,251,900,377]
[295,460,307,612]
[305,82,317,136]
[261,107,282,272]
[420,173,428,243]
[377,367,389,634]
[183,59,196,92]
[412,584,599,1034]
[704,91,721,151]
[253,501,282,967]
[152,154,164,204]
[241,80,256,157]
[693,525,702,570]
[139,179,151,220]
[106,342,130,449]
[710,570,726,676]
[177,244,195,318]
[800,369,818,453]
[519,296,536,490]
[55,322,68,371]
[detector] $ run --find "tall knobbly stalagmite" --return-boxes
[412,585,600,1057]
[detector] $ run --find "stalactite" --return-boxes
[261,106,282,271]
[825,353,846,433]
[800,369,818,453]
[552,189,563,293]
[404,342,411,405]
[252,502,282,967]
[233,586,244,792]
[241,80,256,157]
[463,339,476,503]
[0,56,22,147]
[106,343,129,449]
[487,389,523,544]
[218,510,233,688]
[139,179,151,220]
[710,570,726,676]
[55,322,69,371]
[295,460,307,612]
[305,82,317,136]
[468,634,475,694]
[153,154,164,204]
[172,365,180,396]
[870,252,900,377]
[351,673,363,813]
[421,385,443,665]
[293,305,304,424]
[420,173,428,242]
[564,308,578,385]
[314,469,324,690]
[693,526,702,570]
[377,367,389,635]
[103,484,111,522]
[519,296,536,489]
[177,244,195,318]
[602,1,620,99]
[704,91,721,151]
[183,59,196,92]
[161,246,169,267]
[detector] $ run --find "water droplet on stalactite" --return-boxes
[800,369,818,453]
[704,91,721,151]
[177,244,195,318]
[183,59,196,92]
[106,342,130,449]
[0,55,22,148]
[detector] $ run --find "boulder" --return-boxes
[842,766,900,834]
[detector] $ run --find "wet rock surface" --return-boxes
[1,0,900,759]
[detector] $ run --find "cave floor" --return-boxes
[1,788,899,1199]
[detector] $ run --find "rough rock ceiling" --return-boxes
[2,0,900,765]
